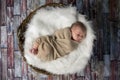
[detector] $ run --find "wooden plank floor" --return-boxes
[0,0,120,80]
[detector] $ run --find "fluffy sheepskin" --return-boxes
[24,6,96,75]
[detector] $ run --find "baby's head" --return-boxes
[70,21,87,43]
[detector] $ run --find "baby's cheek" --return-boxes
[73,35,77,40]
[76,37,81,41]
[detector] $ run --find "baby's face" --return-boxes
[71,26,86,42]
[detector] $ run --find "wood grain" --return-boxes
[21,0,27,20]
[14,51,22,77]
[14,32,19,51]
[13,16,21,33]
[8,69,14,80]
[6,0,14,7]
[7,35,14,68]
[0,49,2,80]
[0,0,119,80]
[1,0,7,26]
[1,49,7,80]
[13,0,21,15]
[22,60,28,80]
[1,26,7,48]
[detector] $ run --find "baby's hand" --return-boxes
[30,42,39,54]
[30,48,38,54]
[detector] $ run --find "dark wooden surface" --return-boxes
[0,0,120,80]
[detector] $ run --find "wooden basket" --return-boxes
[17,3,64,75]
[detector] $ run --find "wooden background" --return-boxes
[0,0,120,80]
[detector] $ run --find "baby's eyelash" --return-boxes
[77,34,80,36]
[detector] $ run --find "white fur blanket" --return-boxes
[24,6,96,75]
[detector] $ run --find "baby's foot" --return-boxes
[30,42,39,54]
[30,48,38,54]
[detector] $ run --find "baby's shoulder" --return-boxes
[55,27,70,32]
[53,27,71,38]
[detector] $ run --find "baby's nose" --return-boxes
[79,36,83,39]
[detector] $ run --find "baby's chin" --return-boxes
[77,40,81,43]
[74,39,81,43]
[77,39,84,43]
[72,38,82,43]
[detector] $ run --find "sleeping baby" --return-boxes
[30,21,87,62]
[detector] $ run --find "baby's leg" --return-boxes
[37,43,54,61]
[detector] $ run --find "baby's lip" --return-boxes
[77,40,81,43]
[78,41,81,43]
[78,39,83,43]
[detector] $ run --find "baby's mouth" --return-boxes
[78,39,83,43]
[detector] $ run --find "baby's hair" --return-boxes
[71,21,87,35]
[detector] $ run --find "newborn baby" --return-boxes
[30,21,86,61]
